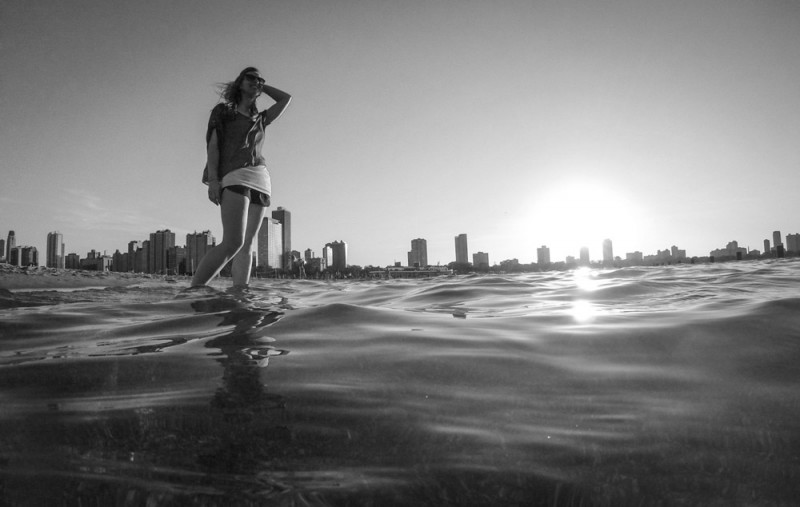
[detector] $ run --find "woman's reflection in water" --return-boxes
[191,289,292,475]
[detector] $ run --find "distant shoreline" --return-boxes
[0,265,186,291]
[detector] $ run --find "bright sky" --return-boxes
[2,0,799,266]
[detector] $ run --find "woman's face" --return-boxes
[239,70,265,96]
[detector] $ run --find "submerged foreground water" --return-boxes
[1,260,799,506]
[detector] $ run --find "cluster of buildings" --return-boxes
[1,207,351,278]
[4,221,800,276]
[0,231,40,267]
[709,231,800,261]
[404,229,800,274]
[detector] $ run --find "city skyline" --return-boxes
[2,1,799,266]
[2,222,798,272]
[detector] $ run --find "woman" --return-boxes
[192,67,291,287]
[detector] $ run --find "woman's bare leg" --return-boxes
[231,203,268,287]
[191,191,249,287]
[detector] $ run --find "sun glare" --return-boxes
[514,178,644,262]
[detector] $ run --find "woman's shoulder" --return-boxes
[210,102,236,121]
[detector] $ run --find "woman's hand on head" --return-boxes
[208,180,222,206]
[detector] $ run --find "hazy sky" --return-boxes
[2,0,799,266]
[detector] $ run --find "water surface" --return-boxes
[1,260,799,505]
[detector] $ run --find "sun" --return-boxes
[514,178,645,263]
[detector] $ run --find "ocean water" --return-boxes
[1,260,799,506]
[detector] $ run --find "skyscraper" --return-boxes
[454,233,469,264]
[786,233,800,254]
[20,246,38,267]
[0,239,5,261]
[536,245,551,266]
[257,217,283,270]
[764,239,771,254]
[473,251,489,269]
[128,241,140,273]
[185,232,214,275]
[579,247,590,266]
[602,239,613,266]
[47,231,65,269]
[149,230,176,274]
[773,230,782,248]
[272,207,292,271]
[65,253,80,270]
[327,241,348,272]
[6,231,16,261]
[322,244,333,270]
[408,238,428,267]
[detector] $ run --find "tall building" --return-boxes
[454,233,469,264]
[764,239,771,254]
[670,245,686,261]
[473,251,489,269]
[602,239,613,265]
[139,240,150,274]
[47,231,65,269]
[112,250,125,272]
[408,238,428,267]
[6,231,16,261]
[8,247,21,266]
[257,217,283,270]
[168,246,187,275]
[536,245,551,266]
[185,232,214,275]
[20,246,38,267]
[626,251,643,263]
[579,247,590,266]
[272,207,292,271]
[128,241,140,272]
[0,239,5,262]
[322,244,333,270]
[786,233,800,254]
[65,253,80,269]
[147,230,176,274]
[327,240,348,272]
[304,249,314,262]
[773,231,782,249]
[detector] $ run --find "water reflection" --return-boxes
[190,290,292,477]
[569,299,597,323]
[572,267,601,292]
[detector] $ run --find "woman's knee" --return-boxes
[219,236,245,256]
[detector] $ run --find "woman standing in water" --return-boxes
[192,67,291,287]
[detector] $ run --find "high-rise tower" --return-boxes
[272,207,292,271]
[602,239,613,266]
[773,231,782,248]
[149,230,176,274]
[185,232,214,275]
[6,231,16,261]
[408,238,428,267]
[257,217,283,270]
[327,241,348,272]
[536,245,551,266]
[579,247,590,266]
[454,233,469,264]
[47,231,65,269]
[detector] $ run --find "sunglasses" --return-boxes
[244,73,265,84]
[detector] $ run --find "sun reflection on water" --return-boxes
[573,267,601,291]
[569,300,597,323]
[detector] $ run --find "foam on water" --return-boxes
[1,260,799,505]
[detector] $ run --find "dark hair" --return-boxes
[217,67,260,111]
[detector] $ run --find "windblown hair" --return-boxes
[216,67,260,113]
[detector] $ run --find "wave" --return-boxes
[2,260,800,504]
